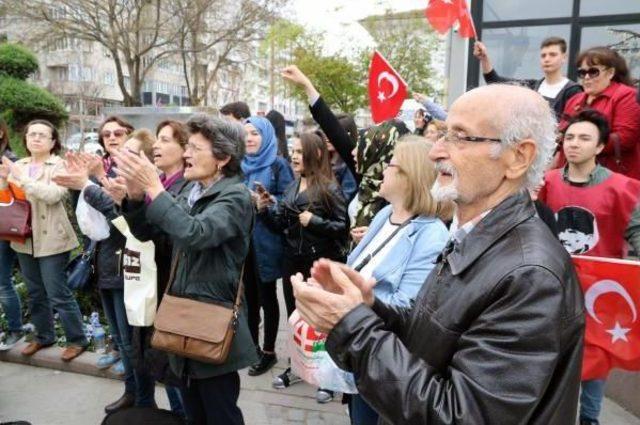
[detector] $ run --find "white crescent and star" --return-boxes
[377,71,400,103]
[584,279,637,344]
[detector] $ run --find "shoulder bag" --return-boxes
[151,252,244,365]
[0,184,32,243]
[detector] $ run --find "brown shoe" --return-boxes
[104,393,135,414]
[61,345,87,362]
[21,341,54,356]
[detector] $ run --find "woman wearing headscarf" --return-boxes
[242,116,295,376]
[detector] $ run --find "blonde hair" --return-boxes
[427,119,447,133]
[127,129,155,161]
[394,136,454,220]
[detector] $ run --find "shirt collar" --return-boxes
[562,163,601,185]
[449,209,492,246]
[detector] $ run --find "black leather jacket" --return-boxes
[327,191,585,425]
[263,178,347,258]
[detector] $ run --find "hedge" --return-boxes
[0,76,68,129]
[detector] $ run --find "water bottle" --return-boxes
[91,313,106,355]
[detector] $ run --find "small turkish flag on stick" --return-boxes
[368,51,408,124]
[573,255,640,380]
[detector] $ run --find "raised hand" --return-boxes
[112,149,163,200]
[101,176,127,205]
[291,261,366,333]
[311,258,376,306]
[281,65,319,100]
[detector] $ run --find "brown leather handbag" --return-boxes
[151,253,244,365]
[0,184,32,244]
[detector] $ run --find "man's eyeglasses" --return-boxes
[436,130,502,145]
[577,67,607,79]
[101,129,128,139]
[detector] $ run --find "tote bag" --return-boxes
[112,216,157,326]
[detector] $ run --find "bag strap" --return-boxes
[353,215,416,272]
[164,250,245,311]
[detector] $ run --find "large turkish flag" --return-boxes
[572,255,640,380]
[368,51,408,124]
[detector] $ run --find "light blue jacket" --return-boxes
[347,205,448,307]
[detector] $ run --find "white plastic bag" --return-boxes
[112,216,157,326]
[288,310,357,393]
[76,184,110,241]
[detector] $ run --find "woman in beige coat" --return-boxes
[0,119,87,361]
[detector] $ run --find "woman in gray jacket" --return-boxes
[118,115,256,425]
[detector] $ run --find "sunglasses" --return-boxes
[577,67,607,79]
[101,129,127,138]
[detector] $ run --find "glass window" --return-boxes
[580,0,640,17]
[479,25,571,84]
[483,0,572,22]
[581,24,640,78]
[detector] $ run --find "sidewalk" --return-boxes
[1,282,639,424]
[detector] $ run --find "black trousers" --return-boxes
[244,246,281,353]
[181,372,243,425]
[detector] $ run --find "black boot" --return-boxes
[248,352,277,376]
[104,392,135,414]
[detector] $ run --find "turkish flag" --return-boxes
[572,255,640,380]
[368,51,408,124]
[457,0,477,39]
[425,0,459,34]
[425,0,477,39]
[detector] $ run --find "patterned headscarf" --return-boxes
[353,120,403,228]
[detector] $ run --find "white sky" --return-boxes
[288,0,429,55]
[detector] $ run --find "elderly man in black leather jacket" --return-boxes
[292,84,585,425]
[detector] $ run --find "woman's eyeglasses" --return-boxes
[577,67,607,79]
[101,129,127,138]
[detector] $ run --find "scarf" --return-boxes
[353,120,401,228]
[241,116,277,190]
[144,170,184,205]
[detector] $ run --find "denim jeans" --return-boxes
[0,241,22,332]
[100,288,155,407]
[166,385,186,418]
[349,394,379,425]
[16,251,87,346]
[580,379,606,421]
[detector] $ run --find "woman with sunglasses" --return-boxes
[558,46,640,179]
[259,132,347,392]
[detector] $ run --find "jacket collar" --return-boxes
[192,174,243,206]
[447,190,535,276]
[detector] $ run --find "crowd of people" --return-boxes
[0,37,639,425]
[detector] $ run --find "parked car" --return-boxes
[64,132,103,155]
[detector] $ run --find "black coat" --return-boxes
[128,175,190,384]
[327,191,585,425]
[263,178,347,259]
[83,185,126,290]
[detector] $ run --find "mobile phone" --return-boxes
[254,182,267,194]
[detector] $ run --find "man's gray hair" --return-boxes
[186,114,246,177]
[489,85,558,190]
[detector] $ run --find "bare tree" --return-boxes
[5,0,194,106]
[172,0,287,106]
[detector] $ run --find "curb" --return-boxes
[0,339,122,381]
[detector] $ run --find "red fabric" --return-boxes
[456,0,477,39]
[425,0,477,38]
[572,256,640,380]
[368,51,408,124]
[425,0,459,34]
[556,82,640,179]
[539,169,640,258]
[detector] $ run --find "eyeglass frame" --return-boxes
[436,130,502,145]
[25,132,52,140]
[100,129,128,139]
